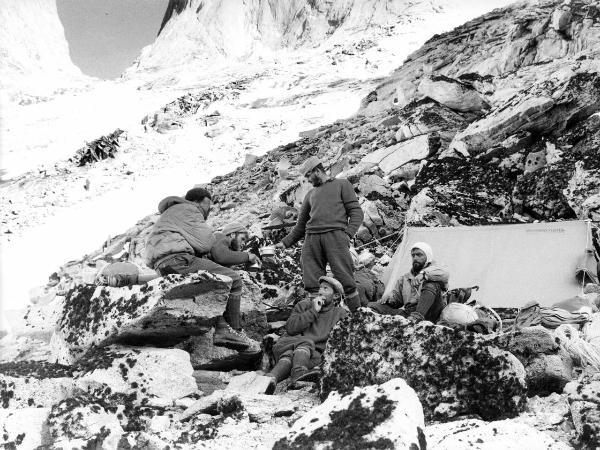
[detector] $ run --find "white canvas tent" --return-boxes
[381,221,595,308]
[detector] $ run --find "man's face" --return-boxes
[230,232,249,251]
[198,198,212,220]
[305,168,322,187]
[411,248,427,272]
[318,282,336,305]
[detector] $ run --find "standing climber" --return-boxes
[144,187,253,351]
[275,157,364,311]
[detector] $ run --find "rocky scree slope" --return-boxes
[2,0,600,448]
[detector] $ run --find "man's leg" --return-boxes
[367,302,404,315]
[289,345,312,385]
[159,254,251,350]
[324,230,360,311]
[301,234,327,295]
[267,351,293,383]
[181,255,244,330]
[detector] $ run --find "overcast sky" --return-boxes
[57,0,168,79]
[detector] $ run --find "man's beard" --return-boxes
[311,177,323,187]
[230,239,240,251]
[412,261,425,272]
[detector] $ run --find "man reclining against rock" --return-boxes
[144,187,254,351]
[266,275,348,390]
[369,242,449,323]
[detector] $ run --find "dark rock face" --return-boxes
[564,373,600,448]
[320,309,527,421]
[175,331,262,371]
[493,326,574,395]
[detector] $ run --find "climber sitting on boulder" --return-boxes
[369,242,449,323]
[210,221,261,268]
[144,187,254,351]
[266,275,348,390]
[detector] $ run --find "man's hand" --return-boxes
[377,294,390,305]
[312,296,324,312]
[275,242,286,251]
[344,232,352,247]
[248,253,261,265]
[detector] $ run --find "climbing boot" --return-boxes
[294,367,320,383]
[287,366,310,390]
[213,317,252,351]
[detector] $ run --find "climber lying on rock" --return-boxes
[369,242,449,323]
[266,275,348,390]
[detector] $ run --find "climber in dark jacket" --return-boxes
[275,156,364,312]
[210,221,260,267]
[267,275,347,390]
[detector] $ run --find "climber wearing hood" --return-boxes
[145,188,253,351]
[368,242,449,323]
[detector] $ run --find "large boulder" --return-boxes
[47,396,124,450]
[321,309,527,421]
[50,272,235,364]
[564,373,600,448]
[175,330,262,371]
[0,361,75,408]
[273,378,425,450]
[75,346,198,406]
[361,133,440,174]
[493,326,573,395]
[0,408,52,449]
[426,418,571,449]
[417,75,489,112]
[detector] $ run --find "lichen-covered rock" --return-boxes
[426,418,571,449]
[0,361,75,408]
[321,309,527,421]
[0,407,52,449]
[493,326,574,395]
[564,373,600,448]
[175,329,261,371]
[48,396,124,450]
[50,271,234,364]
[75,346,197,406]
[274,378,425,450]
